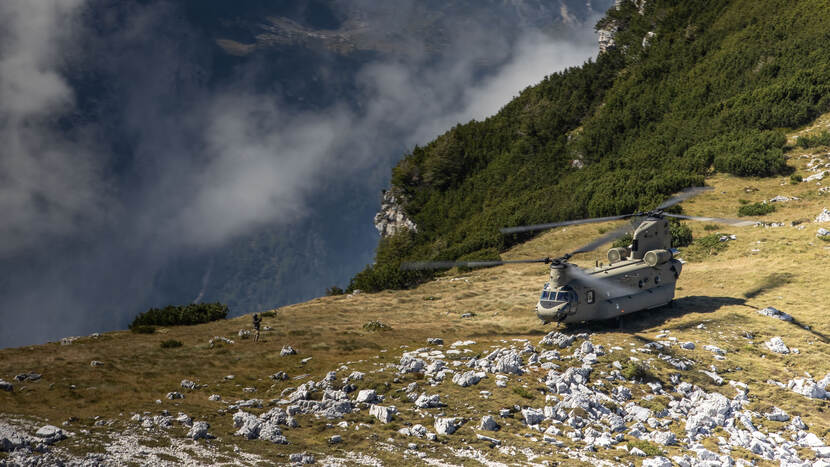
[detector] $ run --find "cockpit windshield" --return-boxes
[540,287,577,303]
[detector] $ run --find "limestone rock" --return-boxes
[539,331,574,348]
[765,337,790,354]
[181,379,197,390]
[166,392,184,400]
[427,338,443,345]
[479,415,499,431]
[0,380,12,392]
[452,370,484,387]
[34,425,66,444]
[187,421,210,440]
[374,190,417,237]
[434,417,462,435]
[757,307,792,321]
[280,345,297,356]
[414,393,441,409]
[369,405,396,423]
[521,407,544,426]
[355,389,377,403]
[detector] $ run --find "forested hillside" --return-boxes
[350,0,830,291]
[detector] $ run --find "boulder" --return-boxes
[680,342,695,350]
[427,338,443,345]
[789,378,827,399]
[703,345,726,355]
[764,407,790,422]
[355,389,377,403]
[414,393,441,409]
[765,337,790,354]
[539,332,574,348]
[34,425,66,444]
[756,307,793,322]
[329,435,342,444]
[0,380,12,392]
[208,394,221,401]
[181,379,197,390]
[90,360,104,367]
[369,405,396,423]
[166,392,184,400]
[479,415,499,431]
[434,417,462,435]
[280,345,297,356]
[233,411,261,439]
[521,407,544,426]
[289,452,316,464]
[187,421,210,440]
[0,423,31,452]
[452,370,484,387]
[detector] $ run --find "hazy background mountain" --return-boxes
[0,0,612,348]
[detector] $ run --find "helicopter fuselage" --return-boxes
[536,257,682,323]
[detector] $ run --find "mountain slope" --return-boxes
[350,0,830,292]
[3,132,830,464]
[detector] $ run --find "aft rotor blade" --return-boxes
[656,186,713,210]
[662,213,756,227]
[500,214,632,235]
[400,258,550,271]
[569,223,631,255]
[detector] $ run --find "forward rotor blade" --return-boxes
[662,213,756,227]
[500,214,632,235]
[569,223,631,255]
[400,258,550,271]
[656,186,713,210]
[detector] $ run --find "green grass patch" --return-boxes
[512,387,536,400]
[130,325,156,334]
[160,339,183,349]
[621,362,651,381]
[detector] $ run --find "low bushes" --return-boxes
[130,302,228,329]
[738,202,776,217]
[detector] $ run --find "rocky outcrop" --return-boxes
[374,190,417,238]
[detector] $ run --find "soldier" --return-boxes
[252,313,261,342]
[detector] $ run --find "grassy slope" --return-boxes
[3,121,830,464]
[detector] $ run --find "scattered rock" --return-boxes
[34,425,66,444]
[427,338,443,345]
[539,331,574,348]
[270,371,289,381]
[460,313,474,318]
[765,337,790,354]
[479,415,499,431]
[0,380,12,392]
[90,361,104,367]
[815,207,830,223]
[703,345,726,355]
[181,379,197,390]
[355,389,377,403]
[238,329,251,339]
[680,342,695,350]
[369,405,396,424]
[187,421,210,440]
[521,408,544,426]
[434,417,462,435]
[757,306,793,321]
[414,393,441,409]
[166,392,184,400]
[289,452,315,464]
[329,435,342,444]
[281,345,297,356]
[452,371,484,387]
[764,407,790,422]
[642,457,672,467]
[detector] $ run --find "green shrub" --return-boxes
[160,339,182,349]
[261,311,276,318]
[738,202,776,217]
[790,174,803,184]
[326,286,344,296]
[363,320,391,332]
[130,325,156,334]
[621,362,650,380]
[130,302,228,328]
[670,221,693,247]
[796,130,830,148]
[738,199,750,205]
[627,440,663,457]
[703,224,719,231]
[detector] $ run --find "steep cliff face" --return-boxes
[374,190,417,238]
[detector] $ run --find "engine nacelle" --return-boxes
[643,249,672,267]
[607,247,629,263]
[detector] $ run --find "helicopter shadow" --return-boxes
[562,295,830,343]
[562,295,750,335]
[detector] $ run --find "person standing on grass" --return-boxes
[252,313,261,342]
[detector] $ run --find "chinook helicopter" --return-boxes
[403,187,756,324]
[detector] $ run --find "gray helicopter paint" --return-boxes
[535,217,682,324]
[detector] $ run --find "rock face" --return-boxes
[0,424,32,452]
[374,190,417,238]
[597,21,618,53]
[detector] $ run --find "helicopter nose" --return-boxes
[537,302,570,323]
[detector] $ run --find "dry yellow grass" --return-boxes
[3,123,830,465]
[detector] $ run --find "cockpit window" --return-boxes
[540,291,550,300]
